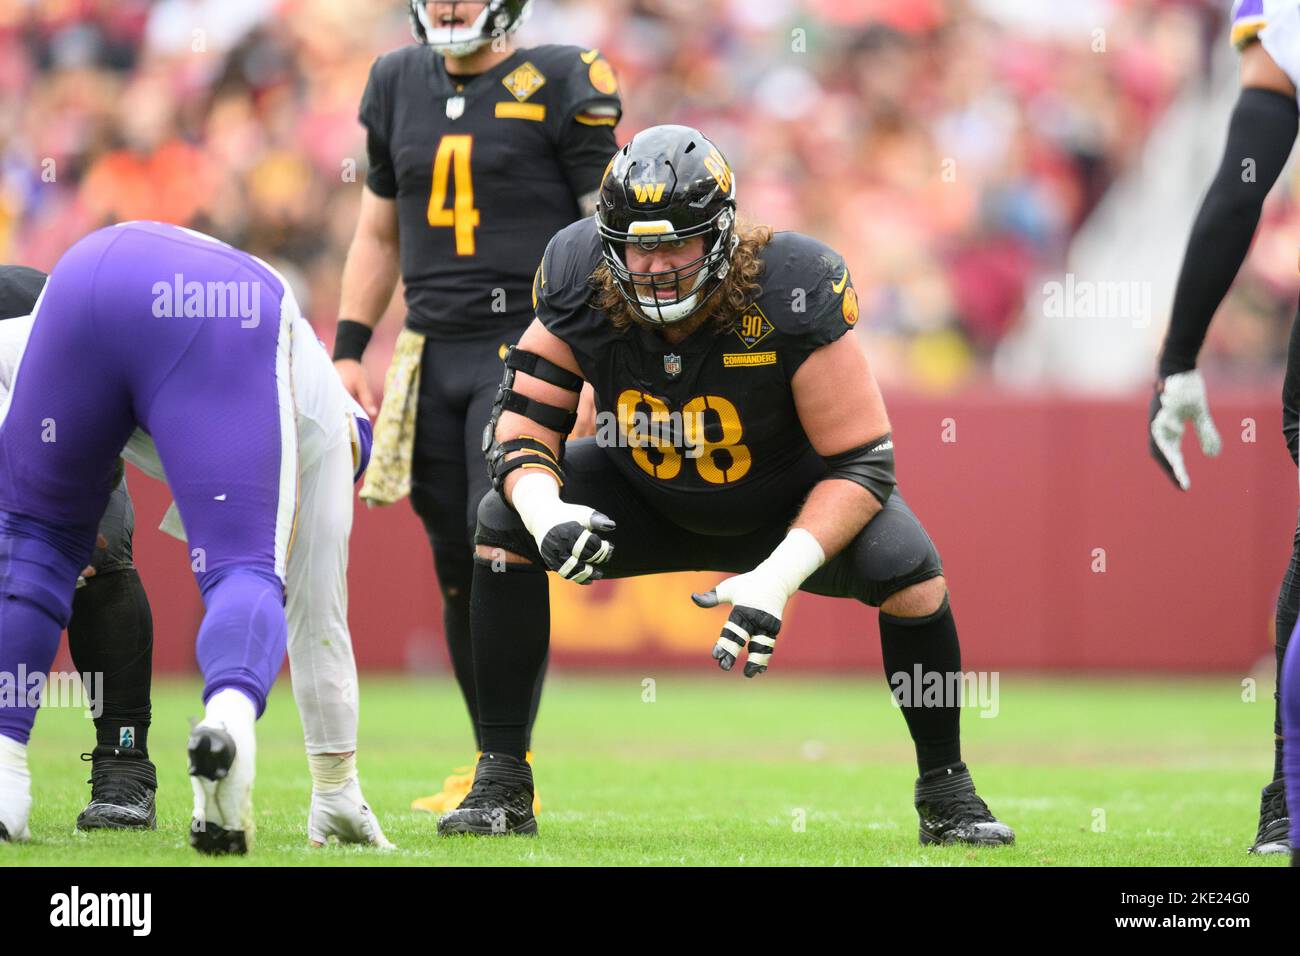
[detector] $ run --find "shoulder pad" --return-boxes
[533,218,607,350]
[756,232,858,349]
[359,46,429,129]
[527,44,621,127]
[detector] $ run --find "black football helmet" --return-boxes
[408,1,532,56]
[596,125,738,326]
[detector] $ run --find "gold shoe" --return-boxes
[412,752,543,815]
[410,755,478,813]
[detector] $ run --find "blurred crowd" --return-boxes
[0,0,1231,390]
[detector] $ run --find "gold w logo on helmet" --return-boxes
[631,183,666,204]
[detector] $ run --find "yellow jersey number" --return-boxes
[616,389,752,485]
[427,134,480,255]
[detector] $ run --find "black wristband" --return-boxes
[332,320,374,362]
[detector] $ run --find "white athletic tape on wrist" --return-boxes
[760,528,826,601]
[511,470,564,542]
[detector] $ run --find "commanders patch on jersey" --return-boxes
[733,304,773,350]
[842,286,859,326]
[584,50,619,95]
[502,61,546,101]
[723,351,776,368]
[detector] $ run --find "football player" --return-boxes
[435,125,1016,845]
[0,222,389,853]
[0,264,158,832]
[1147,0,1300,858]
[331,0,620,812]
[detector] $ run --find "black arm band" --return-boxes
[487,437,564,494]
[1160,86,1299,376]
[483,349,584,493]
[501,389,579,434]
[504,346,584,392]
[332,320,374,362]
[823,433,896,505]
[491,454,564,491]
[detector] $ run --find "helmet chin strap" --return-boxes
[633,231,731,325]
[417,2,494,56]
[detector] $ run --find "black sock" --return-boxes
[471,557,549,761]
[67,568,154,755]
[879,595,963,776]
[525,649,547,753]
[434,545,481,750]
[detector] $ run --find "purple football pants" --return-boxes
[0,222,299,743]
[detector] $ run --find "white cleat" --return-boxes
[188,724,255,855]
[0,737,32,843]
[188,690,258,856]
[308,777,394,849]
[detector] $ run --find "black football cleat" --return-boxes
[187,725,247,856]
[76,745,158,831]
[1247,778,1290,855]
[436,752,537,836]
[915,762,1015,846]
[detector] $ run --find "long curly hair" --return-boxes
[590,219,774,334]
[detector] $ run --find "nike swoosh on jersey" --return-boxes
[831,270,849,295]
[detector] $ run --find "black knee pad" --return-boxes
[473,490,541,564]
[845,495,944,606]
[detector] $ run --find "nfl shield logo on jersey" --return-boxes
[664,353,682,378]
[446,96,465,120]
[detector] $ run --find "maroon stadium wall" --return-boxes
[79,387,1294,675]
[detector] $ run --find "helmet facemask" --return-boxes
[598,209,736,326]
[409,1,531,57]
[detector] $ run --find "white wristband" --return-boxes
[759,528,826,599]
[510,470,563,541]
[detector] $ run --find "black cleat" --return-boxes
[436,753,537,836]
[187,725,247,856]
[915,762,1015,846]
[76,745,157,831]
[1247,778,1290,855]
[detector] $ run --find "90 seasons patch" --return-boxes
[733,304,773,350]
[501,62,546,101]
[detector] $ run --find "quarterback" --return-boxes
[0,221,388,853]
[333,0,621,811]
[437,125,1015,845]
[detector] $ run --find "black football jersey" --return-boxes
[534,218,862,535]
[359,43,621,341]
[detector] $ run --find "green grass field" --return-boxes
[2,674,1291,866]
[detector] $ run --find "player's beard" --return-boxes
[592,219,774,337]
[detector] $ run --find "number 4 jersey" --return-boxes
[359,43,622,341]
[534,217,862,536]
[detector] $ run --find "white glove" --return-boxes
[691,529,824,677]
[308,777,393,849]
[511,471,615,584]
[1148,369,1222,491]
